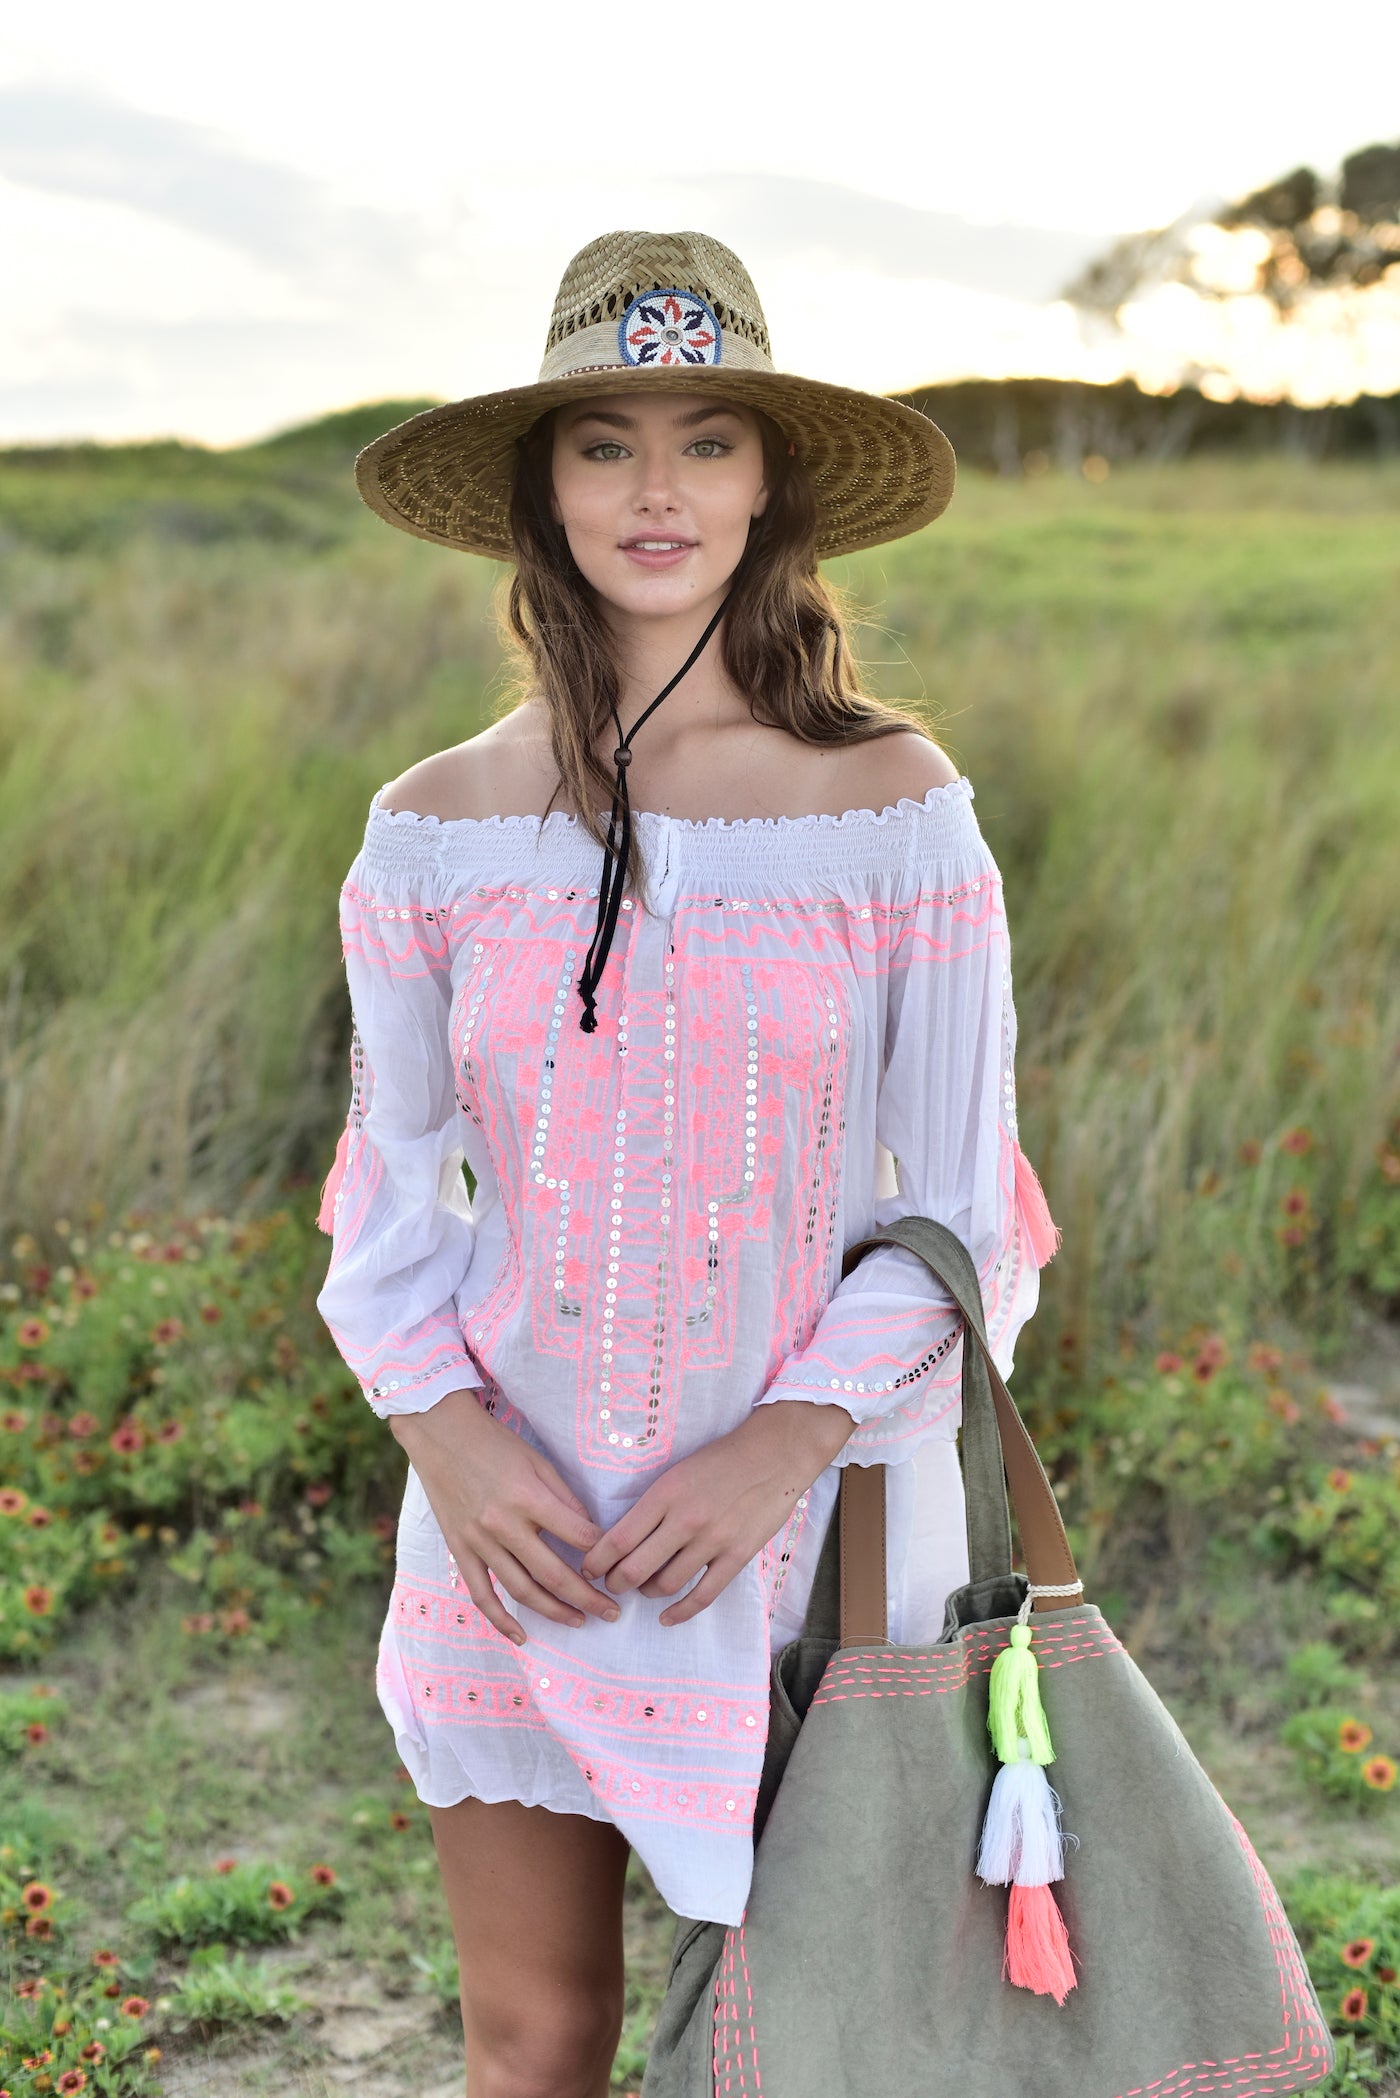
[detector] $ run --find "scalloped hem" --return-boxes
[368,773,973,838]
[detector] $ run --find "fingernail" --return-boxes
[605,1608,620,1622]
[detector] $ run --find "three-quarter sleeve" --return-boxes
[755,818,1060,1465]
[314,835,484,1420]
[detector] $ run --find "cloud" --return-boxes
[673,173,1121,304]
[0,78,429,286]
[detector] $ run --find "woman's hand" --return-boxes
[580,1399,856,1627]
[388,1390,620,1646]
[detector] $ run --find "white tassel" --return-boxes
[976,1744,1069,1888]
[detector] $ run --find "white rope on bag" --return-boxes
[1016,1579,1084,1626]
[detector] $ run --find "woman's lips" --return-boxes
[620,540,696,570]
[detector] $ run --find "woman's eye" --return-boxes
[687,438,733,458]
[585,441,628,461]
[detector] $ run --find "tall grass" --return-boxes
[1,443,1397,1392]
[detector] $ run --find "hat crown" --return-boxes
[543,230,772,365]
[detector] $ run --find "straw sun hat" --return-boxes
[354,229,957,561]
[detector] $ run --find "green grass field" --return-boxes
[2,419,1399,2092]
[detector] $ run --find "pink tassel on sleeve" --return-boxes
[1013,1141,1062,1268]
[316,1123,352,1235]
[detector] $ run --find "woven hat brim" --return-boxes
[353,366,956,562]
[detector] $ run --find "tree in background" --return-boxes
[1061,141,1400,399]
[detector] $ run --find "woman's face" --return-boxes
[549,390,769,622]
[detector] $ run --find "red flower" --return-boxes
[26,1721,49,1745]
[0,1487,27,1514]
[389,1810,412,1831]
[199,1303,223,1324]
[151,1317,184,1345]
[370,1512,396,1540]
[220,1607,251,1636]
[1341,1938,1375,1968]
[21,1880,53,1911]
[305,1482,332,1507]
[1378,1966,1397,1984]
[1246,1343,1284,1374]
[1,1409,29,1431]
[1266,1389,1300,1424]
[67,1413,99,1438]
[1327,1469,1353,1494]
[23,1584,53,1615]
[79,2040,106,2061]
[26,1913,54,1937]
[310,1863,337,1886]
[1340,1987,1367,2022]
[16,1318,50,1347]
[155,1419,186,1443]
[57,2071,88,2093]
[1237,1139,1262,1165]
[72,1273,99,1298]
[267,1880,295,1910]
[1362,1756,1397,1791]
[25,1505,53,1527]
[120,1995,150,2017]
[1281,1187,1310,1217]
[109,1422,143,1453]
[212,1857,238,1874]
[1155,1351,1183,1374]
[92,1949,120,1967]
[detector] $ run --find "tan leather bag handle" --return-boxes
[835,1217,1082,1646]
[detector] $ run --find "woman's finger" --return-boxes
[525,1487,605,1556]
[511,1528,621,1621]
[528,1452,604,1535]
[603,1520,691,1597]
[455,1546,527,1646]
[657,1553,740,1627]
[636,1541,711,1600]
[488,1544,591,1630]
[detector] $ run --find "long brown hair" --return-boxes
[499,401,923,899]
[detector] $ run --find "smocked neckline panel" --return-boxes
[368,774,974,837]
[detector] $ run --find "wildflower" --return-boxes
[1319,1391,1349,1425]
[151,1318,184,1345]
[305,1482,332,1507]
[17,1976,46,1996]
[1327,1469,1353,1494]
[109,1422,142,1454]
[25,1505,53,1528]
[144,2048,162,2065]
[26,1913,53,1937]
[1247,1343,1285,1375]
[23,1585,54,1615]
[1338,1719,1372,1752]
[238,1498,263,1517]
[1280,1126,1314,1155]
[370,1513,396,1540]
[17,1318,50,1347]
[103,1980,121,1996]
[58,2071,87,2093]
[0,1488,27,1514]
[21,1880,53,1912]
[155,1419,186,1443]
[267,1881,295,1910]
[1378,1966,1397,1984]
[1340,1987,1367,2022]
[119,1996,150,2018]
[1362,1756,1397,1791]
[1155,1351,1183,1374]
[1192,1350,1221,1384]
[1379,1143,1400,1186]
[1237,1139,1262,1165]
[310,1864,337,1886]
[66,1413,99,1438]
[1266,1389,1301,1424]
[181,1612,214,1634]
[389,1810,412,1831]
[72,1274,99,1299]
[199,1303,223,1324]
[78,2042,105,2063]
[25,1722,49,1745]
[1341,1939,1375,1968]
[71,1451,99,1474]
[220,1607,251,1636]
[92,1949,119,1967]
[51,2019,72,2037]
[21,2052,54,2071]
[1281,1188,1310,1218]
[212,1858,238,1874]
[2,1409,29,1431]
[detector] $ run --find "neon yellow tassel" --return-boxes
[987,1624,1055,1766]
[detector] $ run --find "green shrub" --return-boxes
[163,1945,308,2036]
[125,1858,343,1951]
[1284,1870,1400,2088]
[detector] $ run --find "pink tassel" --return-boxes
[1013,1142,1062,1268]
[315,1123,352,1234]
[1005,1881,1077,2004]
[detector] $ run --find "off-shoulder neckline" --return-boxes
[368,774,974,837]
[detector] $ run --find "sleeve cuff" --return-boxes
[365,1353,485,1420]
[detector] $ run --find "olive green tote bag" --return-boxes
[641,1216,1335,2098]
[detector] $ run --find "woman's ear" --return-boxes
[751,481,771,520]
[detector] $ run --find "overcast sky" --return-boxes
[2,0,1397,445]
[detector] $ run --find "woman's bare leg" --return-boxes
[428,1796,631,2098]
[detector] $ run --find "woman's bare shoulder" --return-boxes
[844,726,961,808]
[378,703,559,822]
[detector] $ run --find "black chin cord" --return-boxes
[576,595,731,1035]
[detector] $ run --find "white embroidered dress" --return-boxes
[315,773,1057,1926]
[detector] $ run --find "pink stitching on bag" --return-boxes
[712,1920,762,2094]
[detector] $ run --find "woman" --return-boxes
[315,230,1059,2098]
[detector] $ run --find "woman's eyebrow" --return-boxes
[567,403,747,433]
